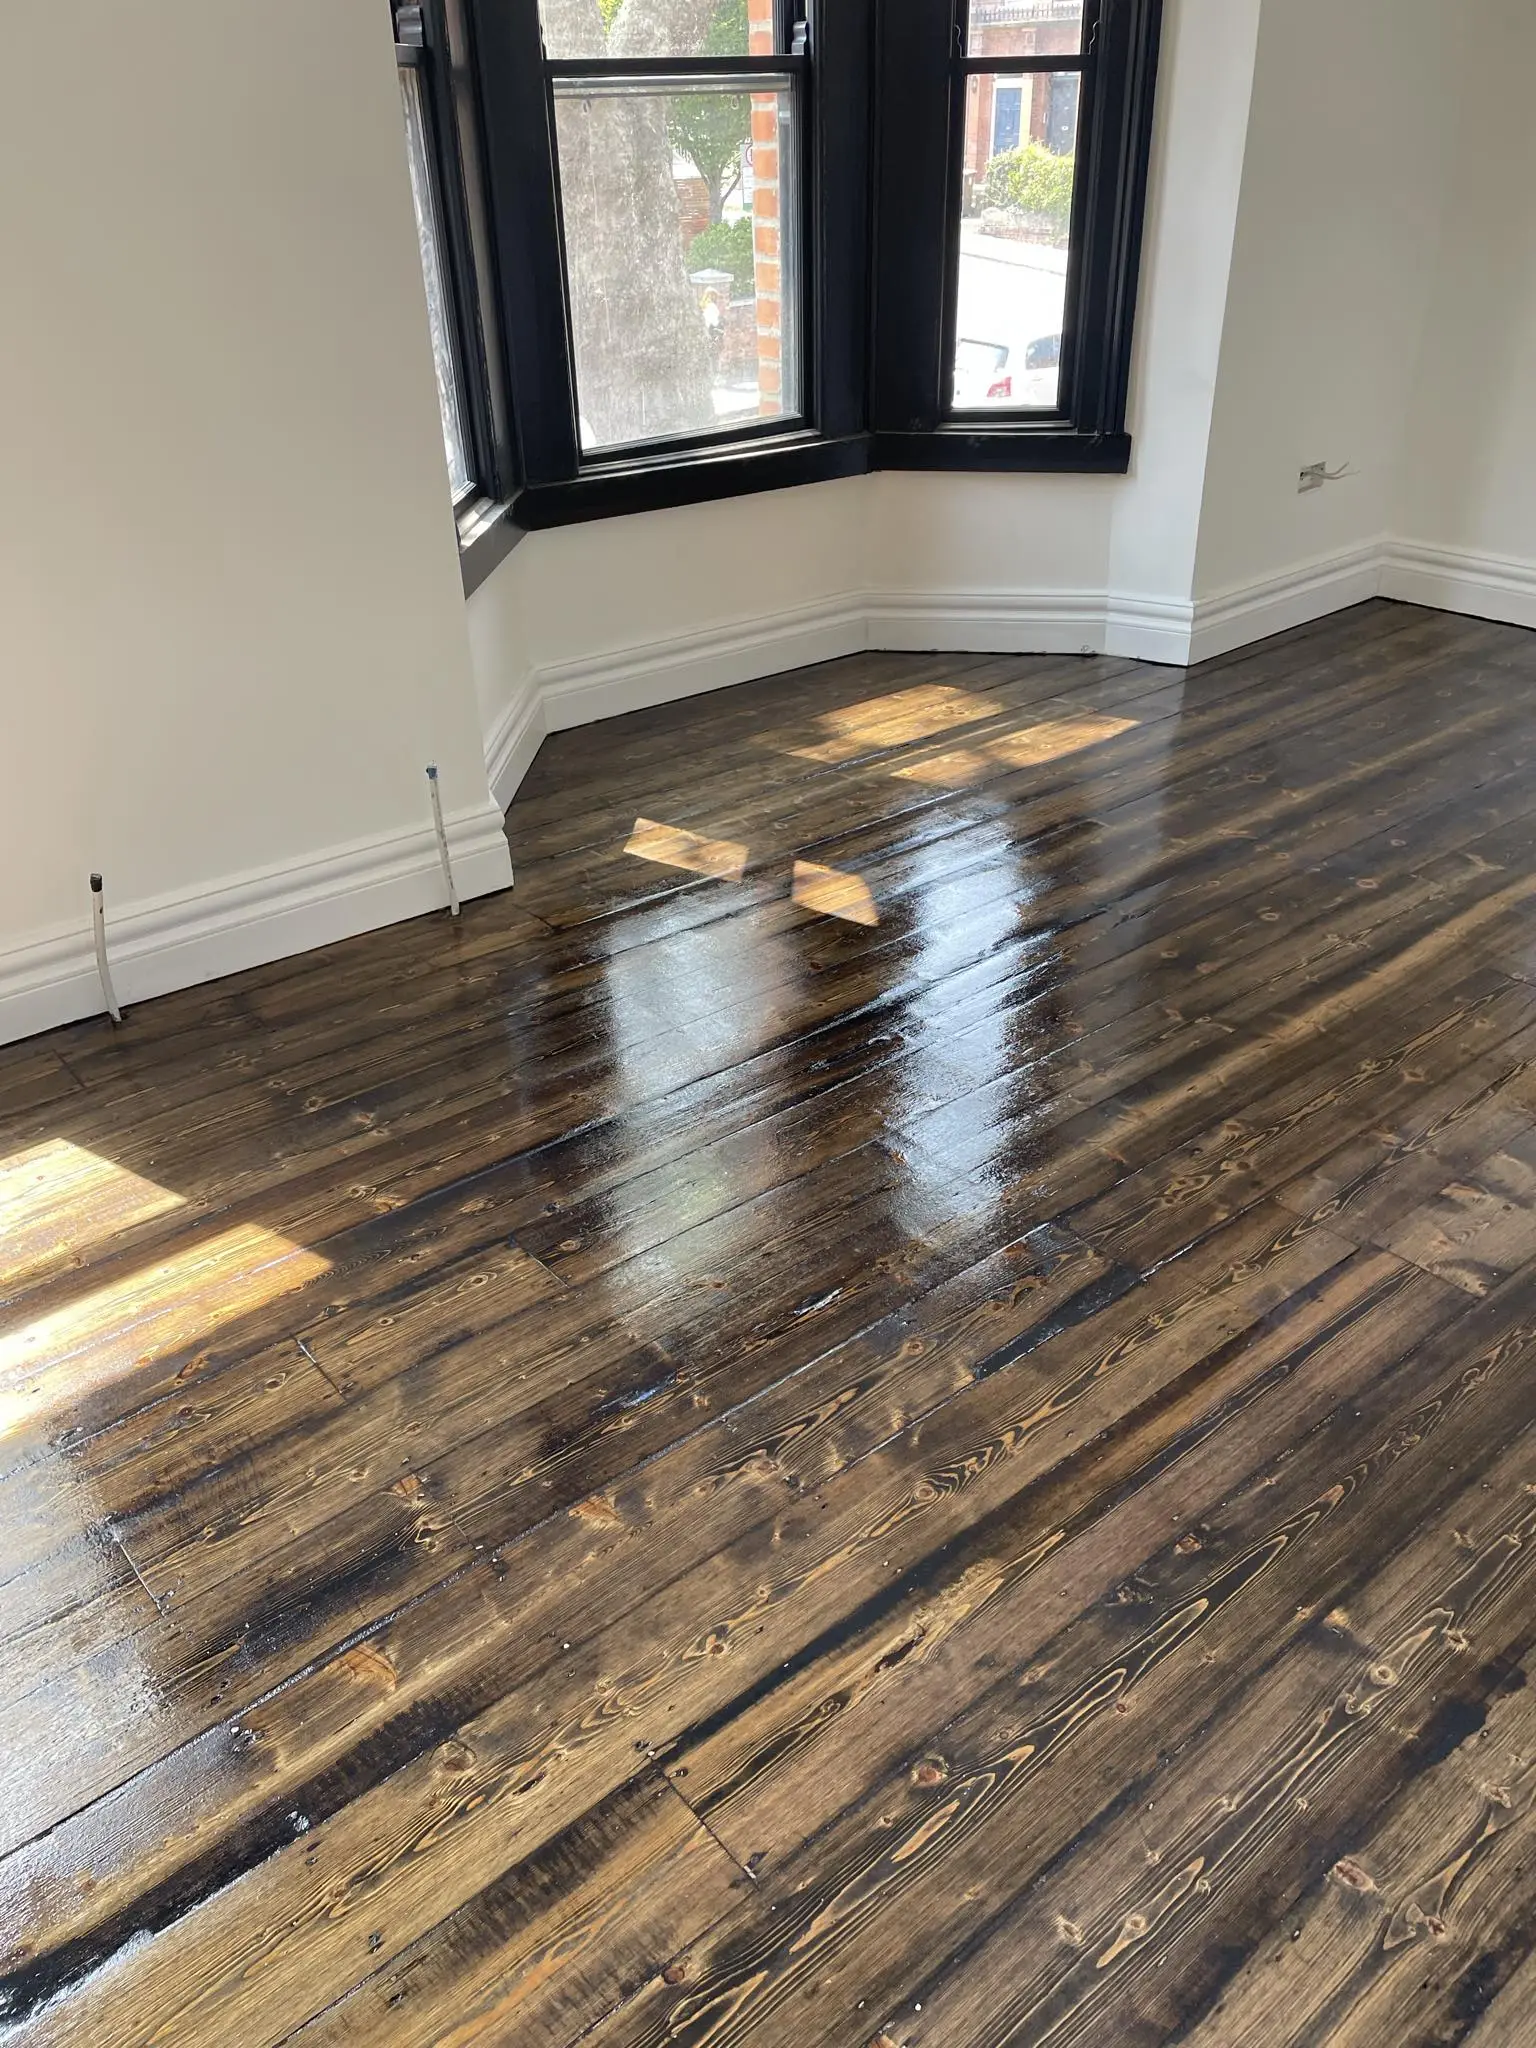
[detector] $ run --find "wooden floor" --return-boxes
[11,603,1536,2045]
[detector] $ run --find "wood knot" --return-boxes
[437,1739,475,1774]
[336,1644,397,1691]
[662,1960,690,1985]
[1330,1857,1379,1894]
[570,1494,624,1529]
[911,1758,948,1787]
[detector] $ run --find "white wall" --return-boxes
[1193,0,1465,609]
[0,1,508,1043]
[1390,0,1536,623]
[1108,0,1262,615]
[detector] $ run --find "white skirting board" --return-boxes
[1191,541,1536,664]
[1186,543,1387,666]
[486,587,1192,812]
[484,680,549,817]
[487,596,867,811]
[1380,541,1536,633]
[866,589,1196,665]
[20,539,1521,1047]
[485,539,1536,817]
[0,803,512,1047]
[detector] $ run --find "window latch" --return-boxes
[395,3,426,57]
[790,14,809,56]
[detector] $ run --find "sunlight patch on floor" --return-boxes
[0,1223,331,1438]
[892,712,1138,787]
[0,1140,187,1293]
[792,860,880,927]
[624,817,750,882]
[784,684,999,765]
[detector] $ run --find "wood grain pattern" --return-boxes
[7,602,1536,2044]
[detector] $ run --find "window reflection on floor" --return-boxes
[893,713,1137,787]
[784,684,1001,764]
[791,860,880,927]
[624,816,751,881]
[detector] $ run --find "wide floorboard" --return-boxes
[6,601,1536,2044]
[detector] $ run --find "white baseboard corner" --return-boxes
[1187,543,1386,667]
[867,590,1194,665]
[0,803,511,1048]
[1104,594,1197,665]
[538,597,869,734]
[485,681,549,814]
[1381,541,1536,634]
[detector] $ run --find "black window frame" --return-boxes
[469,0,872,527]
[543,46,810,463]
[440,0,1162,531]
[871,0,1162,472]
[393,0,523,589]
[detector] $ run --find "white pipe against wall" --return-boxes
[426,764,460,917]
[89,873,123,1023]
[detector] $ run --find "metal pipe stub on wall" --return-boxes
[90,872,123,1024]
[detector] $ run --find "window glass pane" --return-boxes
[951,69,1078,411]
[540,0,769,65]
[966,0,1084,59]
[399,65,475,498]
[553,83,798,451]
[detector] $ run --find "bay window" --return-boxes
[398,0,1163,537]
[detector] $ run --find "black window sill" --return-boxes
[508,426,1133,530]
[513,434,870,529]
[457,496,525,597]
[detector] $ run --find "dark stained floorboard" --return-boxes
[6,602,1536,2043]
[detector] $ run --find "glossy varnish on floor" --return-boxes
[8,603,1536,2045]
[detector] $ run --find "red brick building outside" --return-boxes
[673,0,791,423]
[748,0,783,415]
[963,0,1083,195]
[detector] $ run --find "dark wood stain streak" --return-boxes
[579,1285,1536,2047]
[675,1249,1443,1841]
[10,607,1536,2043]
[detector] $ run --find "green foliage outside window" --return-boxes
[975,141,1075,235]
[686,215,755,289]
[667,0,752,222]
